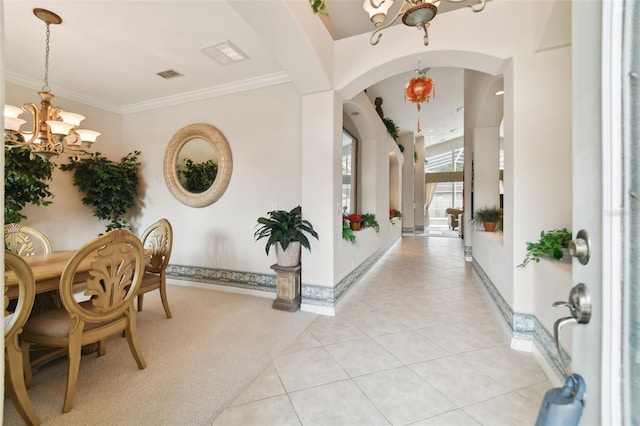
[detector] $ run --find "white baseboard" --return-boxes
[301,303,335,316]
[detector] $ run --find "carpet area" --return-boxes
[3,283,317,425]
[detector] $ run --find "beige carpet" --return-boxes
[3,283,317,425]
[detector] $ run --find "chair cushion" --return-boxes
[24,302,122,338]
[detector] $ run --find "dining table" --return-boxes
[4,250,93,299]
[5,249,152,299]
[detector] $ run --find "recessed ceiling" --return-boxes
[3,0,499,145]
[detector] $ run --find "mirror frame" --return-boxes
[163,123,232,207]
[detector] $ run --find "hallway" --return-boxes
[214,236,550,425]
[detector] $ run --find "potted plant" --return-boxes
[472,206,501,232]
[389,209,402,224]
[361,213,380,232]
[59,151,142,232]
[4,145,55,224]
[342,218,356,243]
[254,205,319,267]
[518,228,572,267]
[347,213,362,230]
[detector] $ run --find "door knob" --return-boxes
[568,229,590,265]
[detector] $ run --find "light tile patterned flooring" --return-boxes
[213,235,551,426]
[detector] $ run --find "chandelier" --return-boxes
[404,66,435,133]
[3,8,100,161]
[362,0,487,46]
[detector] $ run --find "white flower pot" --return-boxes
[275,241,301,267]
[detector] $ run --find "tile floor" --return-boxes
[213,234,551,426]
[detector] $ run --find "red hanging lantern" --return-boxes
[404,74,435,132]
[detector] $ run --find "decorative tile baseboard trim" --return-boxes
[415,225,425,233]
[402,227,414,234]
[166,265,276,293]
[472,260,570,381]
[464,245,473,261]
[302,237,400,309]
[166,237,399,312]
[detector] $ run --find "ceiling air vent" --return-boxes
[156,70,183,79]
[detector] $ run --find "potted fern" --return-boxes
[472,206,501,232]
[254,205,319,267]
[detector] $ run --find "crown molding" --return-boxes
[6,71,291,115]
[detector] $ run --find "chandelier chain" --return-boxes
[43,22,51,93]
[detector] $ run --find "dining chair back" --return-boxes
[138,218,173,318]
[4,251,40,425]
[4,223,52,256]
[20,229,147,413]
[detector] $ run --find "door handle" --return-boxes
[553,283,592,324]
[552,283,591,376]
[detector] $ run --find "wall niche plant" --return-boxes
[518,228,572,267]
[4,145,55,224]
[177,158,218,193]
[60,151,142,232]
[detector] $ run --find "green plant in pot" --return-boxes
[4,145,55,224]
[361,213,380,232]
[518,228,572,267]
[254,205,319,267]
[472,206,501,232]
[59,151,141,232]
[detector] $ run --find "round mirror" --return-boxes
[163,123,232,207]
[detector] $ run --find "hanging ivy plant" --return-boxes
[4,145,55,224]
[177,158,218,193]
[309,0,327,15]
[382,117,399,140]
[59,151,142,232]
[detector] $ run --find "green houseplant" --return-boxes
[4,146,55,224]
[361,213,380,232]
[342,218,356,243]
[254,205,319,267]
[309,0,327,15]
[177,158,218,193]
[518,228,572,267]
[382,117,399,141]
[59,151,142,232]
[472,206,501,232]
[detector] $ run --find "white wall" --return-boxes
[123,83,301,275]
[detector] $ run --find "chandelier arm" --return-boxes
[368,0,407,45]
[422,24,429,46]
[443,0,486,12]
[21,103,40,145]
[468,0,486,12]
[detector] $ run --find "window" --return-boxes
[342,130,358,215]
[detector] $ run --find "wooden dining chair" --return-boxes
[20,229,147,414]
[4,223,52,256]
[138,218,173,318]
[4,251,40,425]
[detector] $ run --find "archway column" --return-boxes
[300,90,341,292]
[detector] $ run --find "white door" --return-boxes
[570,1,637,425]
